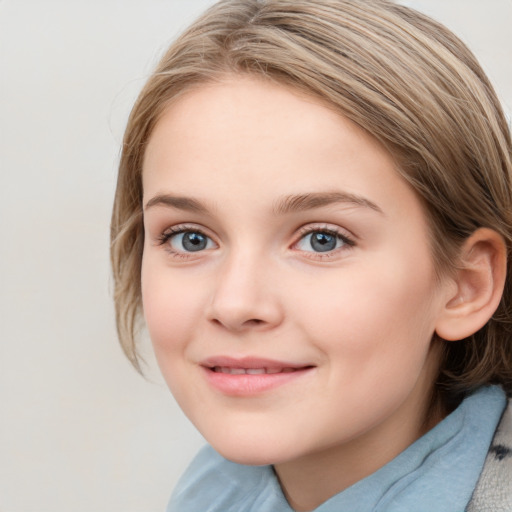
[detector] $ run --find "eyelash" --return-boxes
[293,225,356,260]
[156,225,215,259]
[156,224,356,260]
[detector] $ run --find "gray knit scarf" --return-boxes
[467,397,512,511]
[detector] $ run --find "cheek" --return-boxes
[293,263,440,427]
[293,253,439,368]
[141,259,204,357]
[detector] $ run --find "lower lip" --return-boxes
[202,367,313,396]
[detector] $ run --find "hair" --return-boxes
[111,0,512,406]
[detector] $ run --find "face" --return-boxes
[141,77,453,469]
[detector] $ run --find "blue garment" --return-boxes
[168,386,506,512]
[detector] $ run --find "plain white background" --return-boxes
[1,1,511,511]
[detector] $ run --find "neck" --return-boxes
[274,349,445,511]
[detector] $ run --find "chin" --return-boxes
[209,435,296,466]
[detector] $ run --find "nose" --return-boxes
[207,250,284,332]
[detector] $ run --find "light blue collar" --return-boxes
[168,386,506,512]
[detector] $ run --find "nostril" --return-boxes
[210,316,266,330]
[244,318,265,327]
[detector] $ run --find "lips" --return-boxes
[201,356,314,395]
[212,366,298,375]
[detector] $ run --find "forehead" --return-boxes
[142,76,424,227]
[144,77,366,174]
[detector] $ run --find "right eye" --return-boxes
[160,228,216,254]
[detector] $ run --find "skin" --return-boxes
[141,76,457,511]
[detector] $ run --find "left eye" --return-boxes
[296,230,348,253]
[168,231,215,252]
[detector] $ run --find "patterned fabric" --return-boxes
[467,397,512,511]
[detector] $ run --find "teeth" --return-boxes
[246,368,266,375]
[212,366,297,375]
[220,367,245,374]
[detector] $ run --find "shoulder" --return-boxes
[166,445,284,512]
[467,395,512,511]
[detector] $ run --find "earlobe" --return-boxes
[435,228,507,341]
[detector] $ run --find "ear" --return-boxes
[435,228,507,341]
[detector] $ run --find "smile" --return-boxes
[212,366,298,375]
[201,357,314,396]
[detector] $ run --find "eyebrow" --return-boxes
[144,191,383,216]
[144,194,210,214]
[273,192,383,215]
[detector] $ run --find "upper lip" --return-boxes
[201,356,312,370]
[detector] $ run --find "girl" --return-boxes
[111,1,512,510]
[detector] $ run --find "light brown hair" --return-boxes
[111,0,512,406]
